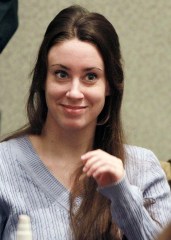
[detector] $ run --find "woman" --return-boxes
[0,5,171,240]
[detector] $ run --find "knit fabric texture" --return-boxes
[0,136,171,240]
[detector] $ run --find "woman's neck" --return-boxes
[28,122,96,189]
[44,128,93,158]
[30,122,95,165]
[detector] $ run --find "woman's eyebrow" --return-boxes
[50,64,69,70]
[49,64,103,72]
[84,67,103,72]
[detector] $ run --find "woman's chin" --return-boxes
[62,123,85,131]
[61,120,95,131]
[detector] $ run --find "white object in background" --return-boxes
[16,215,32,240]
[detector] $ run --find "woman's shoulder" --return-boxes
[0,138,13,153]
[124,144,161,171]
[0,137,19,149]
[0,136,26,163]
[123,145,165,188]
[125,144,158,162]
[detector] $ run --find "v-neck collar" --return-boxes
[13,135,70,211]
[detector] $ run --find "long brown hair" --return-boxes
[2,5,125,239]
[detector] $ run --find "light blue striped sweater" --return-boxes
[0,136,171,240]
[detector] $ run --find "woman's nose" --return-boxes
[66,80,84,99]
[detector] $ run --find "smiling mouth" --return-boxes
[61,104,87,109]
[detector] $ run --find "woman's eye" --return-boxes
[86,73,97,81]
[55,70,68,79]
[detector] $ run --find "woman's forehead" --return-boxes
[48,38,104,70]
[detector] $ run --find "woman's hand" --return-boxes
[81,149,124,187]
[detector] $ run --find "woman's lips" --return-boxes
[60,104,87,114]
[61,104,86,109]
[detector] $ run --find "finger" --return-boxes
[81,149,101,161]
[82,156,99,172]
[92,165,110,178]
[85,161,107,177]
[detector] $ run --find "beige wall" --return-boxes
[0,0,171,161]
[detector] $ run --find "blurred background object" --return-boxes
[0,0,18,53]
[157,222,171,240]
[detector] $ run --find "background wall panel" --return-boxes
[0,0,171,161]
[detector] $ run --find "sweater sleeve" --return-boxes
[98,150,171,240]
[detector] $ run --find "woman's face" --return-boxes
[45,38,109,131]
